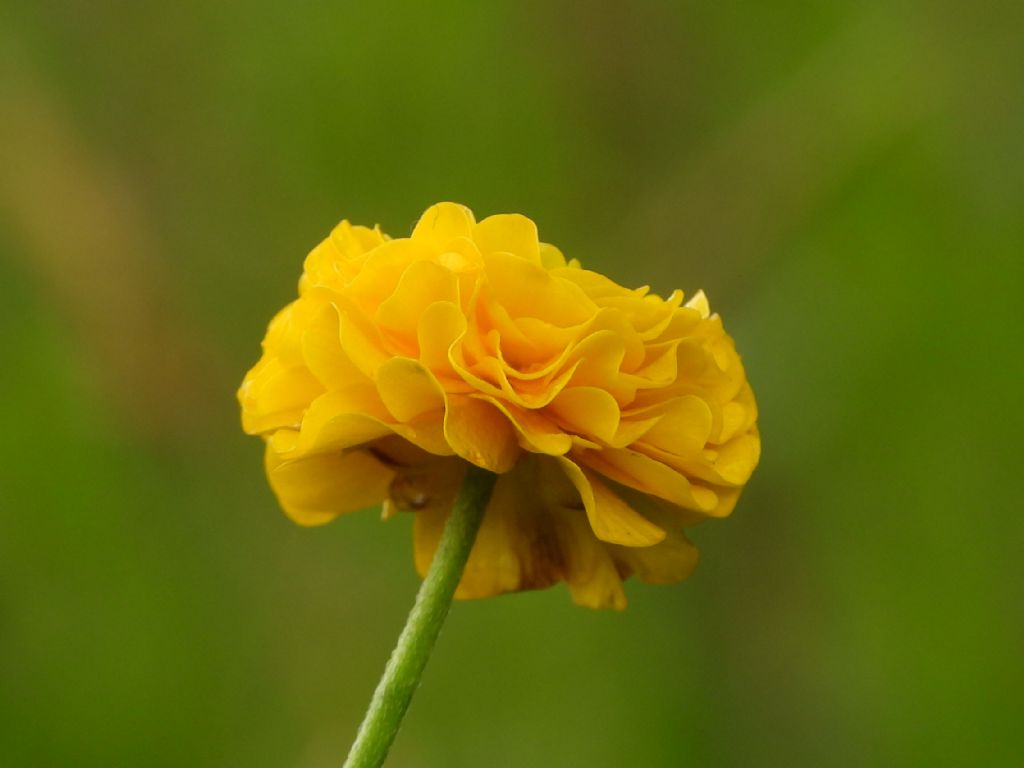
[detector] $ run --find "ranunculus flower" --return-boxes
[239,203,760,608]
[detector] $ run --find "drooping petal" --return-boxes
[557,457,665,547]
[264,443,393,526]
[550,503,628,610]
[578,447,720,516]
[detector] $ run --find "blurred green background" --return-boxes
[1,2,1021,766]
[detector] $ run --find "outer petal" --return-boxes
[551,503,628,610]
[557,457,666,547]
[605,495,700,584]
[239,357,324,435]
[579,447,720,516]
[264,443,394,526]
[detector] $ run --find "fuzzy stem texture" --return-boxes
[342,464,497,768]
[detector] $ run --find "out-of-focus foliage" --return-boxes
[1,2,1020,766]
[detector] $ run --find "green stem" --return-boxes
[343,464,497,768]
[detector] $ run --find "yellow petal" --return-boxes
[639,395,714,457]
[443,395,521,472]
[473,213,541,263]
[264,443,393,526]
[411,202,477,250]
[557,457,665,547]
[239,357,324,435]
[417,300,468,381]
[685,289,710,318]
[478,396,573,455]
[455,470,564,599]
[375,260,460,342]
[285,395,394,457]
[301,304,366,389]
[579,447,720,515]
[483,253,595,327]
[548,386,621,443]
[538,242,567,269]
[550,503,628,610]
[345,238,433,310]
[375,357,445,423]
[338,310,391,377]
[609,528,699,585]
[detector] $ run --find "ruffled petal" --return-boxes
[375,260,460,343]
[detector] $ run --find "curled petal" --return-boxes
[578,447,721,517]
[557,457,666,547]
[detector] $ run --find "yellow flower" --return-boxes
[239,203,760,609]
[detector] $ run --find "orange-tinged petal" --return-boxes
[557,457,665,547]
[264,443,393,526]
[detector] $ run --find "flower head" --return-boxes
[239,203,760,609]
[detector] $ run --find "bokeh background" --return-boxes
[2,2,1021,766]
